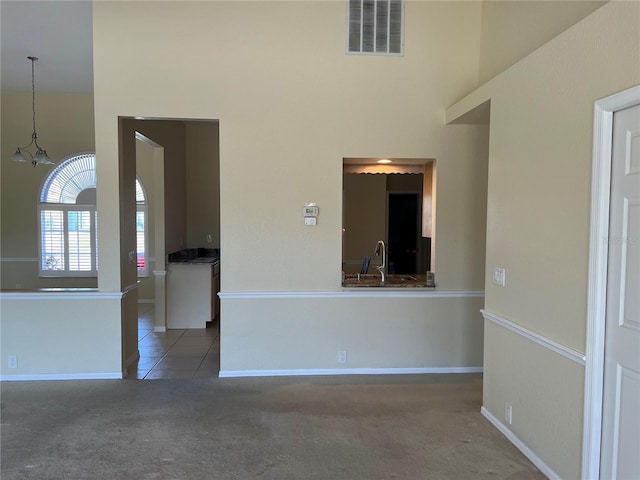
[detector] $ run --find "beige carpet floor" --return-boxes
[1,374,545,479]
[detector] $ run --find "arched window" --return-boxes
[39,153,147,277]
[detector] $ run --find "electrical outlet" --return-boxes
[504,402,512,425]
[338,350,347,364]
[8,355,18,369]
[493,267,506,287]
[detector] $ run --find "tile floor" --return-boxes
[128,304,220,380]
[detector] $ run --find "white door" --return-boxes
[600,104,640,479]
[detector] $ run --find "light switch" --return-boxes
[493,267,506,287]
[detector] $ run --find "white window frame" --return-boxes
[38,204,98,277]
[38,152,148,278]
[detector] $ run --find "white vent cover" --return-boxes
[347,0,404,55]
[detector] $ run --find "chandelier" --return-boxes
[11,56,54,167]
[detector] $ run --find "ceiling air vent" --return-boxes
[347,0,404,55]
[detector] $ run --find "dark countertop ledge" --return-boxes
[342,273,435,288]
[167,248,219,265]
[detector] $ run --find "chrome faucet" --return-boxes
[374,240,386,283]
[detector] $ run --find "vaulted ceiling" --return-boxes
[1,1,93,94]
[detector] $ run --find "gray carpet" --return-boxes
[1,374,544,479]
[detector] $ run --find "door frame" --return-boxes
[583,85,640,479]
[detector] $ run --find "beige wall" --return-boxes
[449,2,640,477]
[481,2,638,349]
[482,321,585,476]
[2,0,635,470]
[0,293,123,378]
[386,172,423,191]
[342,173,387,272]
[222,295,485,373]
[1,92,96,289]
[478,0,607,84]
[92,0,488,377]
[186,122,220,249]
[94,0,486,291]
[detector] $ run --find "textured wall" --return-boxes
[91,1,488,377]
[478,0,607,84]
[449,2,640,477]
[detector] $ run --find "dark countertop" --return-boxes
[167,248,219,265]
[168,258,219,265]
[342,273,435,288]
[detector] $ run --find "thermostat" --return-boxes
[303,205,319,217]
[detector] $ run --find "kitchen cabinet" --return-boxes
[167,261,220,329]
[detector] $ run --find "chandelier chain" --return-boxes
[31,57,37,139]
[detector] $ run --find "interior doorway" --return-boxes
[584,85,640,479]
[387,192,426,274]
[119,117,221,379]
[599,103,640,478]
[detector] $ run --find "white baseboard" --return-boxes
[219,366,483,378]
[153,326,166,333]
[0,372,123,381]
[481,406,559,479]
